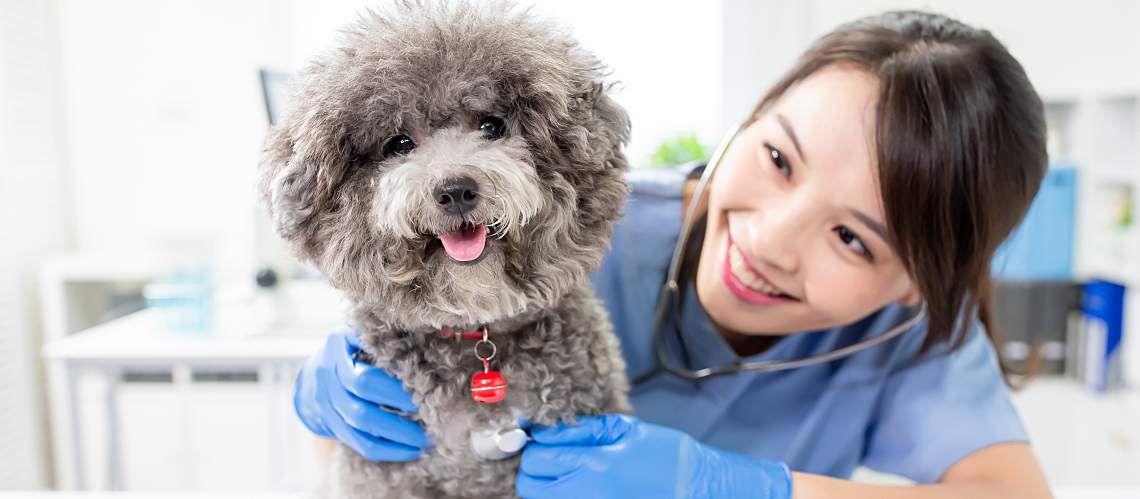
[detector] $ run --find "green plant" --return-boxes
[648,132,711,169]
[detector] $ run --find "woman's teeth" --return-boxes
[729,245,786,297]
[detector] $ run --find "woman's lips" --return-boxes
[721,234,797,305]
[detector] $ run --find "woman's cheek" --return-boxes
[806,267,881,319]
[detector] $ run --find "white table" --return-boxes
[42,308,327,491]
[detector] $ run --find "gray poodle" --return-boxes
[257,1,632,497]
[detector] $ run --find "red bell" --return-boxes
[470,370,508,404]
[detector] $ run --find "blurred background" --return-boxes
[2,0,1139,496]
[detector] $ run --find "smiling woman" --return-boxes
[696,65,917,339]
[659,10,1050,498]
[695,12,1047,365]
[588,9,1051,498]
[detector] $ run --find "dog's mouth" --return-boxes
[432,222,490,263]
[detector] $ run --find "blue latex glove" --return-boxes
[517,414,792,499]
[293,330,430,461]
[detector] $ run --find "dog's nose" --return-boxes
[433,176,480,215]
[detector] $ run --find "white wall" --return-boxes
[804,0,1140,99]
[54,0,277,282]
[720,0,811,130]
[0,0,71,489]
[529,0,725,160]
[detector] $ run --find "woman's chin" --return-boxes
[695,265,800,335]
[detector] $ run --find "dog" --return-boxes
[258,1,632,497]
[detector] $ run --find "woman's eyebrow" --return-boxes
[776,113,807,164]
[847,208,887,241]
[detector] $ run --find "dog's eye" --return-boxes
[381,134,416,159]
[479,116,506,140]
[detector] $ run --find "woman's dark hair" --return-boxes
[747,11,1047,372]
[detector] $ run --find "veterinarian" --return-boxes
[292,11,1054,499]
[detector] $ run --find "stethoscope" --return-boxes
[631,124,928,386]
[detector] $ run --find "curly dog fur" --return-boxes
[258,1,632,497]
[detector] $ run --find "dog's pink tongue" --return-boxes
[439,224,488,262]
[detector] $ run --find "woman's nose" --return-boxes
[744,204,802,273]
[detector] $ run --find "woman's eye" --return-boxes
[479,116,506,140]
[836,226,874,262]
[764,143,791,179]
[381,134,416,159]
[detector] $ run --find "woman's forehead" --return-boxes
[775,66,878,161]
[766,65,882,209]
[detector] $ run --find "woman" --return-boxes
[294,11,1053,498]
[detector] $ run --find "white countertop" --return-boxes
[42,280,346,367]
[42,308,326,366]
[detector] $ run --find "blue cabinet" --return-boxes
[992,166,1077,279]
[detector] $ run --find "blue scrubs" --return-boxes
[590,167,1027,484]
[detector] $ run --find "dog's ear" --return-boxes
[560,79,633,170]
[258,121,352,240]
[583,81,631,163]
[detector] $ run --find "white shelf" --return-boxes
[1049,89,1140,385]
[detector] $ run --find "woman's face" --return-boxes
[695,64,918,336]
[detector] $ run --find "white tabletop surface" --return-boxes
[43,279,350,366]
[41,308,327,366]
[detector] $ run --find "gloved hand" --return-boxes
[516,414,792,499]
[294,330,430,461]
